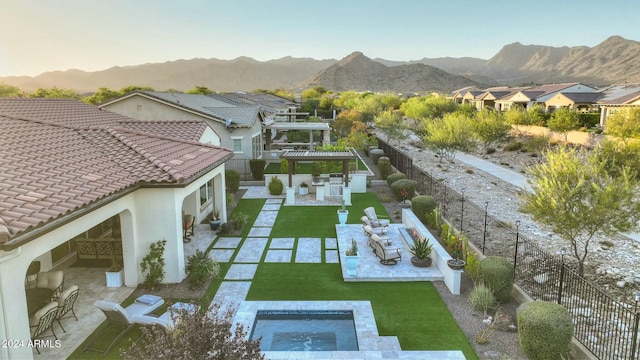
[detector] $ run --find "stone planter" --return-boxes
[447,259,466,270]
[411,256,432,267]
[105,269,123,287]
[345,253,359,276]
[337,210,348,227]
[299,186,309,195]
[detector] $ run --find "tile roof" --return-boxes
[598,85,640,104]
[0,99,233,244]
[559,92,604,103]
[131,91,261,127]
[219,92,298,111]
[119,120,208,143]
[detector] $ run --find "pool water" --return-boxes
[249,310,358,351]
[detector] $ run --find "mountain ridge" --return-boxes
[2,35,639,93]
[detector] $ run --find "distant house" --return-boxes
[0,98,232,359]
[451,86,480,104]
[596,84,640,128]
[496,83,598,111]
[101,91,265,160]
[544,92,604,113]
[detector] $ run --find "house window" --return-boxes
[199,179,214,206]
[252,134,262,159]
[231,136,244,153]
[137,104,142,111]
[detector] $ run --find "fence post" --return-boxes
[482,201,489,255]
[513,220,521,277]
[632,292,640,360]
[443,180,447,219]
[460,189,465,233]
[556,247,567,304]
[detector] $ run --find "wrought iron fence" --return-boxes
[376,137,639,360]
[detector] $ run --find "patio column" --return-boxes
[342,160,349,187]
[0,251,32,360]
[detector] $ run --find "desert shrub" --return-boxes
[478,256,514,302]
[465,250,481,282]
[140,240,166,289]
[186,250,221,289]
[503,141,522,152]
[230,212,249,230]
[424,207,442,231]
[390,179,417,201]
[378,157,392,180]
[280,159,288,174]
[517,301,574,360]
[521,135,548,153]
[386,172,406,187]
[485,147,496,155]
[249,159,265,180]
[411,195,437,224]
[122,303,265,360]
[225,170,240,193]
[370,148,385,164]
[577,113,600,128]
[469,283,496,313]
[217,222,232,235]
[268,176,283,195]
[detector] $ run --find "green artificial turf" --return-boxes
[270,192,389,238]
[247,263,477,359]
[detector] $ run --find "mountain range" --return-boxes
[2,35,638,94]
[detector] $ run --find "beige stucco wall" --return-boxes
[515,125,605,148]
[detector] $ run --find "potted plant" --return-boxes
[209,209,221,230]
[447,237,466,270]
[345,238,359,276]
[337,200,348,227]
[105,248,123,287]
[399,187,412,208]
[409,236,433,267]
[299,182,309,196]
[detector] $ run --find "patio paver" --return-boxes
[269,237,295,249]
[264,249,293,263]
[225,264,258,280]
[325,249,339,263]
[254,210,278,227]
[234,237,268,262]
[213,237,242,249]
[325,237,337,249]
[247,227,272,237]
[294,237,322,263]
[209,249,235,262]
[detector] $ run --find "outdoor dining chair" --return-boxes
[55,285,79,332]
[30,301,58,354]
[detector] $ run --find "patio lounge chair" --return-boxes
[132,302,198,332]
[364,207,390,228]
[83,295,164,355]
[371,234,401,265]
[363,224,391,247]
[55,285,79,332]
[30,301,58,354]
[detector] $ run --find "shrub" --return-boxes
[140,240,166,289]
[225,170,240,193]
[230,212,249,230]
[280,159,288,174]
[370,148,385,164]
[521,135,548,153]
[386,172,406,187]
[424,207,442,231]
[390,179,417,201]
[378,157,392,180]
[186,250,221,289]
[479,256,514,302]
[217,222,232,235]
[468,283,496,314]
[503,141,522,152]
[517,301,574,360]
[249,159,265,180]
[465,250,481,282]
[411,195,437,224]
[485,147,496,155]
[268,176,283,195]
[311,161,322,177]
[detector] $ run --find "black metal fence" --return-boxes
[377,137,639,360]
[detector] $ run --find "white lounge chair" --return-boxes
[83,295,164,355]
[364,207,390,228]
[132,302,198,332]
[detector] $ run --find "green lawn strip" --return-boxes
[247,263,477,359]
[229,198,265,237]
[270,192,387,238]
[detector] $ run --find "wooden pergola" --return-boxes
[279,149,358,188]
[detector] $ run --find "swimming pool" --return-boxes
[249,310,358,351]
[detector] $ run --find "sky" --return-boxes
[1,0,639,77]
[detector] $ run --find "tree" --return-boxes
[338,121,376,150]
[400,95,457,121]
[122,303,264,360]
[547,108,580,142]
[471,109,512,152]
[374,110,407,142]
[604,107,640,144]
[29,86,80,99]
[83,87,121,105]
[0,82,21,97]
[186,86,214,95]
[521,145,640,276]
[119,85,154,95]
[301,86,326,100]
[423,112,476,161]
[330,109,365,139]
